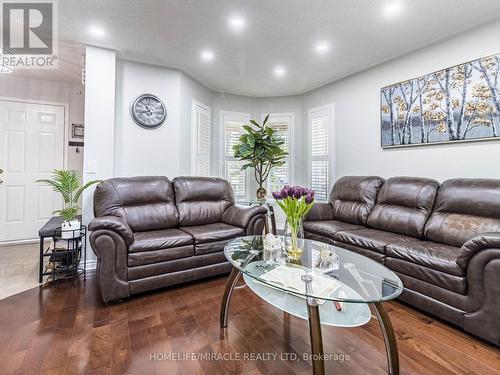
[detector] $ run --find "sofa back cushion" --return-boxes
[367,177,439,238]
[330,176,384,225]
[424,179,500,246]
[93,176,179,232]
[173,177,234,226]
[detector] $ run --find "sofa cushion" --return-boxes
[332,242,385,263]
[195,239,238,256]
[129,229,193,252]
[424,178,500,247]
[93,176,179,232]
[395,272,467,310]
[173,177,234,226]
[180,223,244,244]
[303,220,365,239]
[386,241,463,276]
[128,245,194,267]
[330,176,384,225]
[386,259,466,295]
[128,251,228,280]
[334,228,419,254]
[367,177,439,238]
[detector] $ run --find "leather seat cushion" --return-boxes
[179,223,244,244]
[386,241,464,276]
[195,239,237,256]
[128,251,227,279]
[387,258,466,294]
[129,229,193,252]
[334,228,419,254]
[128,245,194,267]
[303,220,365,239]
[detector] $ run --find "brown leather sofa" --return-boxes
[89,176,267,302]
[304,176,500,346]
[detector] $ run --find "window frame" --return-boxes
[308,103,335,202]
[191,99,212,176]
[261,112,295,194]
[219,110,251,200]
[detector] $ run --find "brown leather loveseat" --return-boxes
[89,176,267,302]
[304,176,500,346]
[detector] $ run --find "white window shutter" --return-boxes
[265,113,293,196]
[309,106,332,201]
[191,101,211,176]
[221,112,250,200]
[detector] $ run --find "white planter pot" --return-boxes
[61,220,81,239]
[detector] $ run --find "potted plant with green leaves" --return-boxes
[36,170,101,238]
[233,114,288,200]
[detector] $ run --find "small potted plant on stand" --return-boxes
[37,170,101,239]
[272,186,315,260]
[233,114,288,201]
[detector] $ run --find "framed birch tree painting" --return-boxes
[380,53,500,148]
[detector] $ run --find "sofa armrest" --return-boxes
[304,202,334,222]
[89,216,134,246]
[222,204,267,229]
[458,232,500,268]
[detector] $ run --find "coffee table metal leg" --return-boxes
[307,302,325,375]
[220,267,242,328]
[301,274,325,375]
[372,302,399,375]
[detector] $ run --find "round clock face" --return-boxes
[130,94,167,129]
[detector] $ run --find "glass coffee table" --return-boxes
[220,236,403,375]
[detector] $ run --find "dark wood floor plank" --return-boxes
[0,274,497,375]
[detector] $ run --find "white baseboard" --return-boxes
[0,238,38,247]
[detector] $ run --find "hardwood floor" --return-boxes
[0,273,498,375]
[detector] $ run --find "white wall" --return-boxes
[82,47,116,233]
[114,59,182,177]
[302,19,500,182]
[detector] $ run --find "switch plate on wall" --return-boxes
[87,160,97,174]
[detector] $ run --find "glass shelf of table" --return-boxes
[243,273,372,327]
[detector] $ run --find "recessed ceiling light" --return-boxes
[229,16,245,29]
[88,25,106,38]
[201,50,215,62]
[274,66,286,78]
[383,1,403,17]
[315,42,330,54]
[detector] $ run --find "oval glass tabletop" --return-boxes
[224,235,403,303]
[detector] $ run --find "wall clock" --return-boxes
[130,94,167,129]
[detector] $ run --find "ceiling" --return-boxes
[6,41,85,85]
[55,0,500,96]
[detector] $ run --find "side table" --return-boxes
[38,216,86,284]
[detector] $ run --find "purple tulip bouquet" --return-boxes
[272,186,315,258]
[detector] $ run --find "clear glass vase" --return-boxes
[283,218,304,260]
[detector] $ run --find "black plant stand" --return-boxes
[38,216,86,284]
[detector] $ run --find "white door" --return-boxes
[0,100,65,242]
